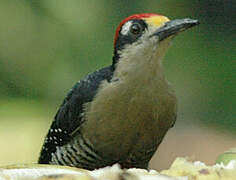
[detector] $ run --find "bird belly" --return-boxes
[81,79,176,165]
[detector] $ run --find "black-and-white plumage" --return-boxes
[38,13,199,170]
[38,66,114,167]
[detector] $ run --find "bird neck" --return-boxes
[114,56,167,89]
[112,37,172,86]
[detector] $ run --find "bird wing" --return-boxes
[38,66,113,163]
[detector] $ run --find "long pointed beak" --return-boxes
[151,18,200,41]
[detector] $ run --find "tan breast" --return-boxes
[81,74,176,160]
[81,37,177,160]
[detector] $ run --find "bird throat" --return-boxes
[113,37,172,83]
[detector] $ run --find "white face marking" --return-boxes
[121,21,132,35]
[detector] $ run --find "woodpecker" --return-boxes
[38,13,199,170]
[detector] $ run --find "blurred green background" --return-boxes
[0,0,235,170]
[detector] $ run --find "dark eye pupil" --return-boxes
[130,24,141,34]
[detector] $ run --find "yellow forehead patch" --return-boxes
[145,16,170,28]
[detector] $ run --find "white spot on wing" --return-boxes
[79,112,84,118]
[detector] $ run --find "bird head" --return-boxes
[112,13,199,72]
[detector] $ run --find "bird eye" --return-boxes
[130,23,142,35]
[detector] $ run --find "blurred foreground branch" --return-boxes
[0,157,236,180]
